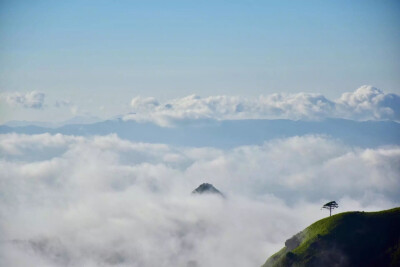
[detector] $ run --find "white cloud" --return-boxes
[3,91,46,109]
[125,86,400,126]
[337,85,400,120]
[0,133,398,266]
[130,96,160,111]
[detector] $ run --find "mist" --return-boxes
[0,133,398,267]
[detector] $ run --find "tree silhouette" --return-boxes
[322,201,339,216]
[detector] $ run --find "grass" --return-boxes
[262,207,400,267]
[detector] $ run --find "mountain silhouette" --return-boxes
[192,183,224,197]
[262,207,400,267]
[1,118,400,148]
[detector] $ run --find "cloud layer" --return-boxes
[1,133,399,266]
[126,86,400,126]
[3,91,46,109]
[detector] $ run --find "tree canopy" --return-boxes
[322,201,339,216]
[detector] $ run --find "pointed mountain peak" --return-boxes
[192,183,224,196]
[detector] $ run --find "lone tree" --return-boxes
[322,201,339,217]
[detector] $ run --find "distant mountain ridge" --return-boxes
[3,116,102,128]
[1,118,400,148]
[262,207,400,267]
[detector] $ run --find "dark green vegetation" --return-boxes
[263,207,400,267]
[322,201,339,217]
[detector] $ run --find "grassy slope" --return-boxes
[262,207,400,267]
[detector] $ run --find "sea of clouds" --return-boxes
[1,133,399,267]
[126,86,400,126]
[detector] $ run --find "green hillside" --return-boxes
[262,207,400,267]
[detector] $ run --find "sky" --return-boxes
[1,0,400,123]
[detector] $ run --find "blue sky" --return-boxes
[0,0,399,122]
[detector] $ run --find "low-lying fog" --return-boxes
[1,133,399,266]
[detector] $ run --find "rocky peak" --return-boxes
[192,183,224,197]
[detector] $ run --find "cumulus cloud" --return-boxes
[125,86,400,126]
[3,91,46,109]
[0,133,398,266]
[130,96,160,111]
[337,85,400,120]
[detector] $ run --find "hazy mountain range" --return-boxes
[1,118,399,148]
[2,116,102,128]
